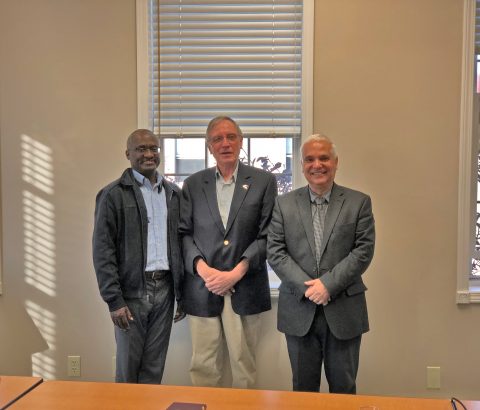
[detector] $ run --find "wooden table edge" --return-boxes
[1,378,43,410]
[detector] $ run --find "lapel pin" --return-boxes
[242,184,249,190]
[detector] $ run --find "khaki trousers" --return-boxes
[188,295,260,388]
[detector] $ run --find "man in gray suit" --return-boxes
[179,116,277,388]
[267,134,375,393]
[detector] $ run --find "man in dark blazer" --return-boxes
[267,134,375,394]
[179,116,277,388]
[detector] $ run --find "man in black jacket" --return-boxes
[93,129,184,384]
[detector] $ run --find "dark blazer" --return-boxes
[267,183,375,340]
[179,162,278,317]
[93,168,183,311]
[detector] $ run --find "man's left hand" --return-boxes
[304,279,331,306]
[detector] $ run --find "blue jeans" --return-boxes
[114,273,174,383]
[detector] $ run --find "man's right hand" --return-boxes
[195,258,218,281]
[110,306,134,330]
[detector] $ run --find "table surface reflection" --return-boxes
[9,379,479,410]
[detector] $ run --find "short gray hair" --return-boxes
[205,116,243,143]
[300,134,337,160]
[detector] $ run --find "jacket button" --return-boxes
[224,240,229,246]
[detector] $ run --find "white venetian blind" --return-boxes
[148,0,303,138]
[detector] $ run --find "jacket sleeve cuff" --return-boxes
[107,297,127,312]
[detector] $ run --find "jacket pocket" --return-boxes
[279,283,304,301]
[279,283,295,294]
[345,281,367,296]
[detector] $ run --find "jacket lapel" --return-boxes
[162,179,173,208]
[202,168,225,235]
[296,186,317,260]
[318,183,344,259]
[225,162,250,235]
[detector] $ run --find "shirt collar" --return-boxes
[308,186,331,204]
[132,169,163,191]
[215,161,239,183]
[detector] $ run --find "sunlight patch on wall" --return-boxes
[21,134,56,379]
[25,300,57,379]
[21,135,54,195]
[23,190,56,297]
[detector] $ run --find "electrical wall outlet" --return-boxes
[68,355,81,377]
[427,366,441,389]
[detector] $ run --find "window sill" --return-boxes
[269,279,280,298]
[456,289,480,303]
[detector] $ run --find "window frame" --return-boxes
[456,0,480,303]
[136,0,313,186]
[136,0,314,296]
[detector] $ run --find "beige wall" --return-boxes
[312,0,477,399]
[1,0,478,401]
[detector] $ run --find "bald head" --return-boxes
[125,129,160,183]
[127,129,158,150]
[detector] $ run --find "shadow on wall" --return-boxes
[0,298,48,374]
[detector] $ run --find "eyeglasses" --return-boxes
[133,145,160,154]
[208,134,239,145]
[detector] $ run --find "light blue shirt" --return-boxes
[132,169,169,271]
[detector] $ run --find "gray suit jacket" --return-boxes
[179,162,278,317]
[267,183,375,340]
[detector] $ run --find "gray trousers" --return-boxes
[114,274,174,384]
[285,305,362,394]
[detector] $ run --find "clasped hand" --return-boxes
[304,279,331,306]
[196,259,247,296]
[205,269,239,296]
